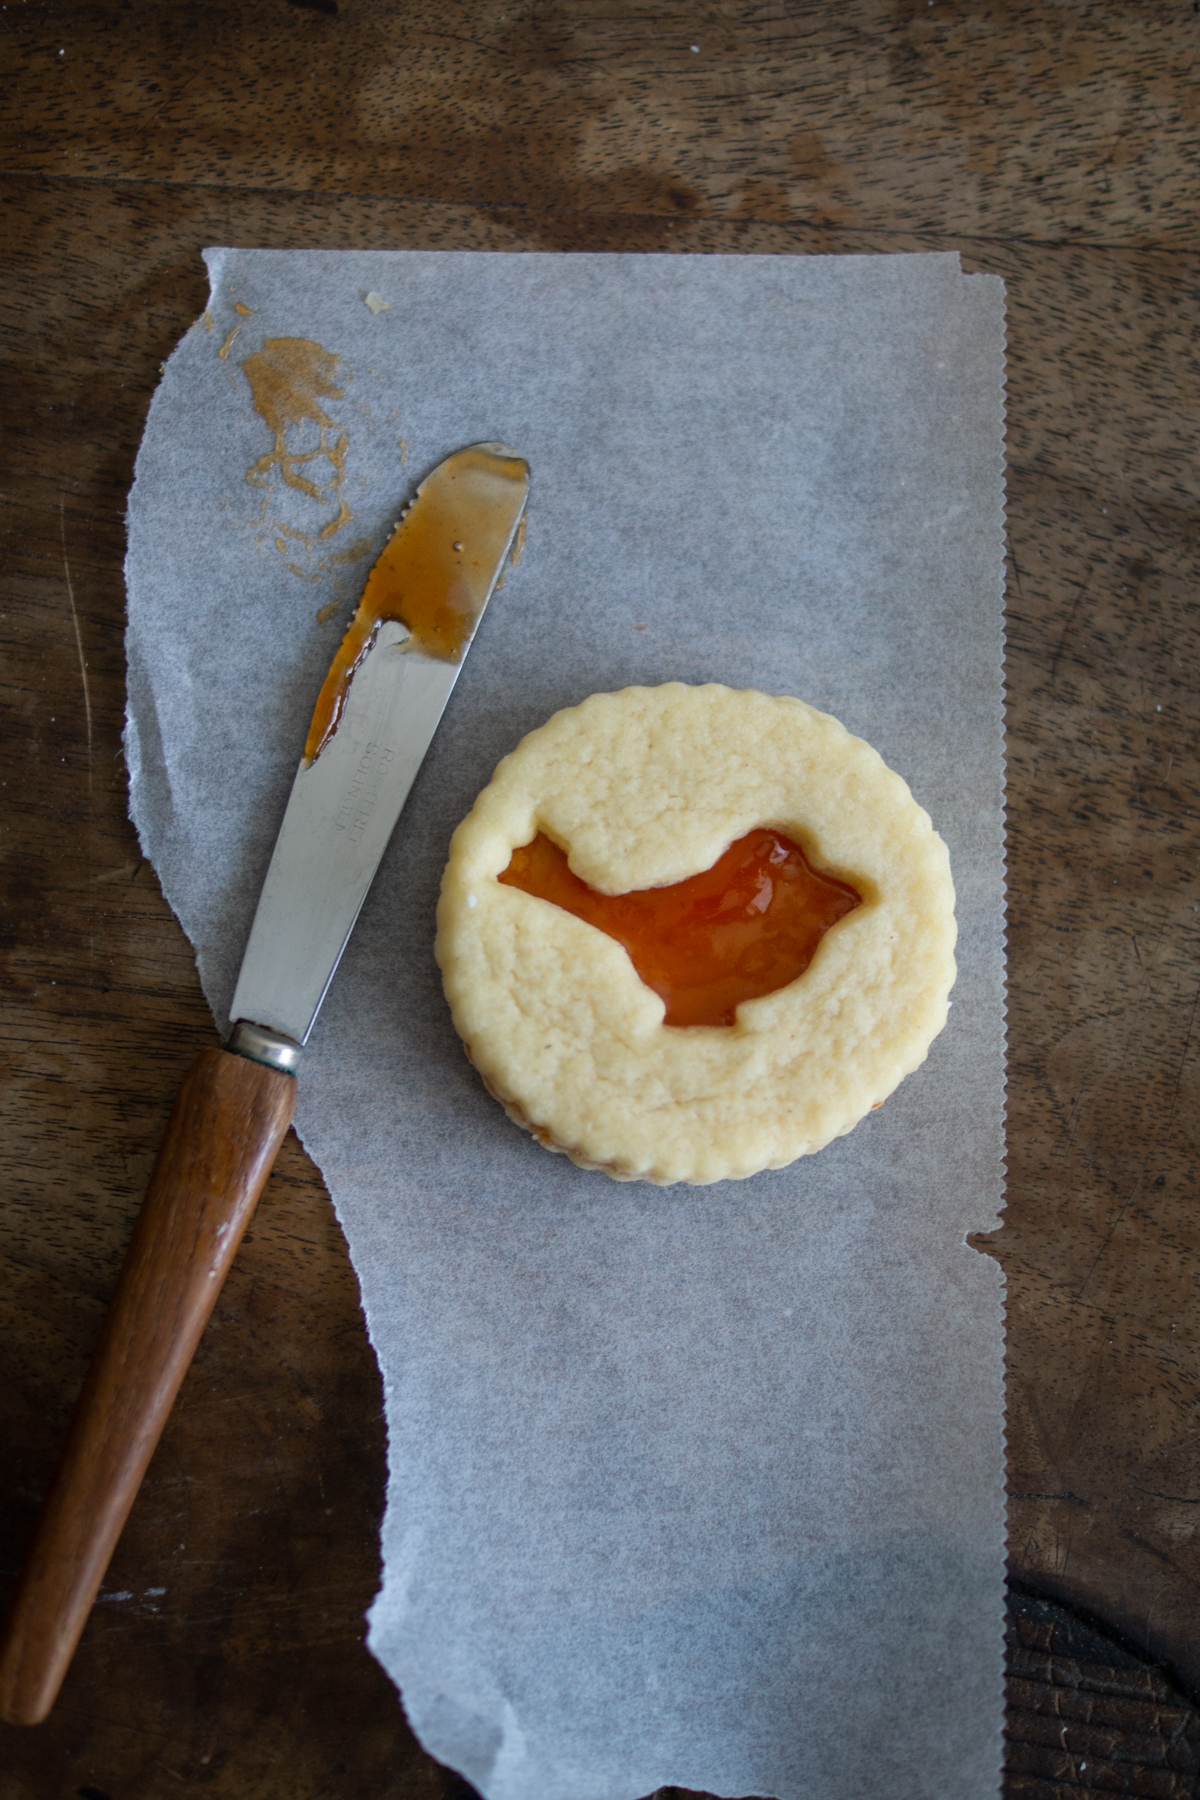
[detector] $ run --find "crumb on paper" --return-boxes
[398,438,408,464]
[365,291,392,314]
[201,308,214,333]
[234,301,255,317]
[217,324,242,360]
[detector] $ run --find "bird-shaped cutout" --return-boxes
[499,826,861,1027]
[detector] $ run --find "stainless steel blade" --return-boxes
[229,443,528,1051]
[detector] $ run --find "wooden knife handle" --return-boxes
[0,1045,295,1727]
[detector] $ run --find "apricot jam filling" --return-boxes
[303,444,528,764]
[498,827,862,1028]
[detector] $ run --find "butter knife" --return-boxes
[0,442,530,1726]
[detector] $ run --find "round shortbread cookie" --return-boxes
[435,683,956,1185]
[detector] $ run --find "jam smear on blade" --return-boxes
[303,445,527,764]
[500,827,861,1027]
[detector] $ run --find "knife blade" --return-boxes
[228,439,529,1063]
[0,443,530,1727]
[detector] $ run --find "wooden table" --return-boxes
[2,3,1197,1794]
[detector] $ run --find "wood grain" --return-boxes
[1004,1589,1200,1799]
[0,1048,295,1726]
[1,0,1198,1793]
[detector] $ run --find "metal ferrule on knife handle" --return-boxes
[226,1019,304,1074]
[0,444,529,1726]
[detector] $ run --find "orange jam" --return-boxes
[303,445,528,764]
[499,827,862,1027]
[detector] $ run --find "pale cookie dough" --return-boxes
[435,683,956,1185]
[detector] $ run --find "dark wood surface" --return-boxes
[0,1047,296,1728]
[2,2,1197,1795]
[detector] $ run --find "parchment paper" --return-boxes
[125,249,1007,1800]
